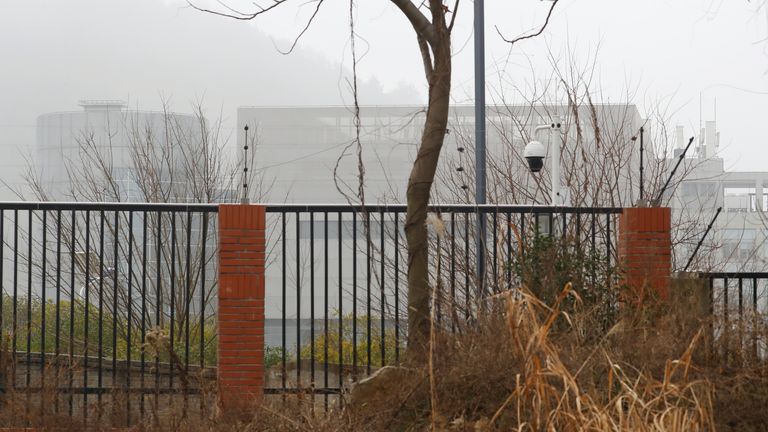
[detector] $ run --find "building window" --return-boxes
[721,228,757,261]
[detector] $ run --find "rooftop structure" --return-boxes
[668,121,768,272]
[35,102,237,202]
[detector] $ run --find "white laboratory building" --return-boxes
[668,121,768,272]
[35,100,230,203]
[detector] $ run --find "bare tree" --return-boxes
[191,0,560,359]
[20,101,265,358]
[432,49,731,277]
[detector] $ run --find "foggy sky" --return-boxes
[0,0,419,197]
[2,0,768,199]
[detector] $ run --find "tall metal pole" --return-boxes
[475,0,486,203]
[474,0,487,292]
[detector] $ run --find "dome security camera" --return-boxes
[523,140,546,173]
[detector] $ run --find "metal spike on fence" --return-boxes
[655,136,694,205]
[242,125,250,205]
[683,206,722,273]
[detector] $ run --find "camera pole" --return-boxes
[550,123,561,206]
[531,123,562,206]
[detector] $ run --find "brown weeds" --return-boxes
[0,284,766,430]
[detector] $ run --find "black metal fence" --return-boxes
[701,272,768,361]
[0,201,626,421]
[262,204,623,399]
[0,202,219,427]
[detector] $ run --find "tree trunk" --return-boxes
[405,26,451,361]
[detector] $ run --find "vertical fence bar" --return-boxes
[25,210,32,418]
[379,210,386,367]
[724,277,729,361]
[68,210,75,417]
[450,212,456,334]
[738,276,744,360]
[113,211,120,418]
[352,212,358,379]
[140,211,148,417]
[492,211,498,293]
[309,212,315,397]
[753,277,758,360]
[40,210,47,419]
[169,213,176,394]
[98,211,105,412]
[576,213,582,246]
[520,213,525,260]
[82,210,90,421]
[154,211,162,414]
[605,213,611,268]
[576,213,582,277]
[295,212,301,387]
[738,277,743,318]
[184,211,192,414]
[393,212,399,363]
[591,212,596,286]
[436,235,442,326]
[753,277,758,313]
[464,215,470,319]
[562,211,567,239]
[199,212,208,416]
[12,210,17,391]
[366,211,371,376]
[281,213,286,393]
[709,277,714,359]
[55,210,61,413]
[505,212,511,290]
[323,212,329,407]
[0,210,3,355]
[337,212,343,392]
[126,211,134,424]
[548,211,553,236]
[477,209,486,295]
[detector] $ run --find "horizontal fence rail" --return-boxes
[0,202,219,427]
[262,204,623,401]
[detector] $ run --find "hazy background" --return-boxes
[2,0,767,199]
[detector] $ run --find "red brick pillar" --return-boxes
[618,207,672,301]
[218,205,266,408]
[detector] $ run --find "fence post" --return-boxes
[618,207,672,301]
[217,204,266,409]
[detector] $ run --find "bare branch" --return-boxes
[187,0,293,20]
[349,0,365,207]
[496,0,559,46]
[390,0,437,46]
[448,0,460,32]
[417,34,434,79]
[332,0,366,208]
[276,0,326,55]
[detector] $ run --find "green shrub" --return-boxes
[0,294,217,366]
[264,345,286,368]
[511,234,619,334]
[299,314,400,367]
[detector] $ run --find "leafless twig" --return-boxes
[496,0,559,46]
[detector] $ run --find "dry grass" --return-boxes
[336,284,715,431]
[0,284,767,430]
